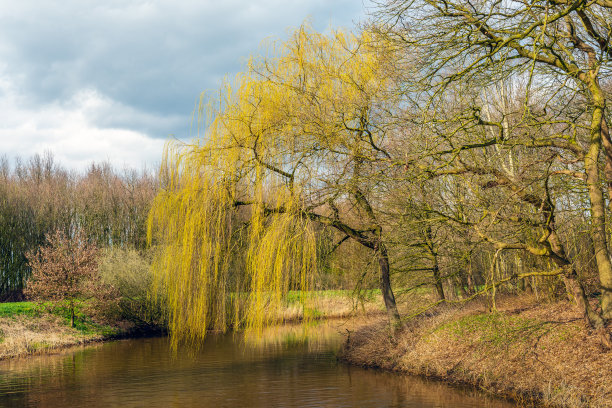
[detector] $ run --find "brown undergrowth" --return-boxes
[0,315,109,360]
[339,295,612,407]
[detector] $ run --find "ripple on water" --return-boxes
[0,323,516,408]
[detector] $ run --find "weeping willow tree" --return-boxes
[147,25,403,346]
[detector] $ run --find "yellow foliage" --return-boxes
[147,24,396,347]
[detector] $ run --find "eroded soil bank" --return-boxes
[339,296,612,408]
[0,313,161,360]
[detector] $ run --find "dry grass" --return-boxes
[339,295,612,408]
[0,314,105,360]
[279,292,385,322]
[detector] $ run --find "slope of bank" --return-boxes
[339,295,611,408]
[0,314,114,359]
[0,302,155,360]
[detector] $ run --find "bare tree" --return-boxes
[25,229,100,327]
[373,0,612,324]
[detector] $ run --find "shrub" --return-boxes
[25,230,102,327]
[98,247,164,328]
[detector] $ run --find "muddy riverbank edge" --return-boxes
[338,296,612,408]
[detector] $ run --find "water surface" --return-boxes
[0,323,515,407]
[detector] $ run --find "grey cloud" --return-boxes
[2,0,365,107]
[0,0,368,164]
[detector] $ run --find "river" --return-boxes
[0,322,515,407]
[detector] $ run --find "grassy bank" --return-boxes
[339,295,612,408]
[280,289,383,321]
[0,301,135,360]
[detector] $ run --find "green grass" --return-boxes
[302,306,323,319]
[0,300,118,337]
[42,302,119,336]
[435,312,552,348]
[0,301,40,317]
[25,341,49,353]
[285,289,380,304]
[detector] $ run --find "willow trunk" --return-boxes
[377,242,401,326]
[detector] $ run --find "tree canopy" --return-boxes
[149,1,612,345]
[148,26,407,346]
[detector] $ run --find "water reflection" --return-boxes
[241,320,346,350]
[0,322,516,408]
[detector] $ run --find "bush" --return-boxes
[25,229,101,327]
[98,247,164,328]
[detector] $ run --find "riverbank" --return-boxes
[0,314,113,359]
[0,290,381,360]
[0,301,162,360]
[339,295,612,407]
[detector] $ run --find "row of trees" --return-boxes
[374,0,612,328]
[147,0,612,343]
[0,153,156,298]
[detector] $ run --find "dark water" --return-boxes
[0,323,515,408]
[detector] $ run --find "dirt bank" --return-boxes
[339,295,612,407]
[0,314,113,359]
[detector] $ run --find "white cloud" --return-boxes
[0,0,368,170]
[0,86,166,171]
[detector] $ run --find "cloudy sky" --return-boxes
[0,1,369,171]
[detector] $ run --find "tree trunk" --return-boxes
[425,226,445,301]
[562,272,604,328]
[458,273,468,297]
[547,223,604,328]
[70,301,75,328]
[349,177,401,327]
[585,104,612,320]
[432,263,445,301]
[467,256,475,294]
[516,254,526,292]
[598,114,612,320]
[377,242,401,326]
[599,115,612,204]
